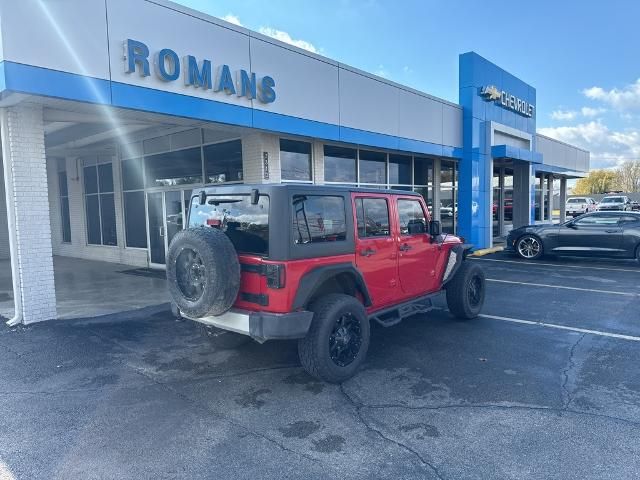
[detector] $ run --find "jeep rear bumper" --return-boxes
[173,303,314,343]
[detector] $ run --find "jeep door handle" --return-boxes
[359,248,376,257]
[399,243,412,252]
[605,229,619,233]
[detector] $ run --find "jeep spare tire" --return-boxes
[167,228,240,318]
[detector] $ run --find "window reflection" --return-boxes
[359,150,386,184]
[324,145,357,183]
[280,139,312,182]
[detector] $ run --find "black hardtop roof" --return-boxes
[198,183,422,197]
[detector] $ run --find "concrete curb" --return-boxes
[469,246,504,257]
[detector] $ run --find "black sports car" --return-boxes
[506,211,640,262]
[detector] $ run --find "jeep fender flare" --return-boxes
[292,263,372,309]
[442,243,474,286]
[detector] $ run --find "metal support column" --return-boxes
[546,175,554,223]
[559,177,567,223]
[433,158,441,223]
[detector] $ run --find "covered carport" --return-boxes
[0,98,256,324]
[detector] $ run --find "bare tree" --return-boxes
[615,161,640,193]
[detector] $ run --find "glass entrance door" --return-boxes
[147,190,185,268]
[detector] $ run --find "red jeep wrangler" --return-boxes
[167,184,485,383]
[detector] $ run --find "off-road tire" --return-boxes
[446,261,486,319]
[167,228,240,318]
[298,294,370,384]
[198,323,251,350]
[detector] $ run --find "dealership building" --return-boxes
[0,0,589,324]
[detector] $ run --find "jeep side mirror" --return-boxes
[429,220,441,237]
[198,190,207,206]
[251,188,260,205]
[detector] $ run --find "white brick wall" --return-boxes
[241,132,281,184]
[312,141,324,184]
[0,156,10,260]
[1,104,57,323]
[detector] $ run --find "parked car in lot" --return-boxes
[166,184,485,383]
[507,211,640,262]
[566,197,597,217]
[630,200,640,211]
[597,195,633,212]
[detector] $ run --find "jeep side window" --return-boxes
[397,199,427,235]
[355,198,390,238]
[292,195,347,244]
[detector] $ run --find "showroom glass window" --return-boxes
[389,154,411,187]
[413,156,434,217]
[204,139,243,184]
[440,160,457,234]
[324,145,357,184]
[121,157,147,248]
[144,147,203,187]
[359,150,387,185]
[83,157,117,246]
[280,139,312,182]
[57,159,71,243]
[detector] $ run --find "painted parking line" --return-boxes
[486,278,640,297]
[472,257,640,274]
[480,313,640,342]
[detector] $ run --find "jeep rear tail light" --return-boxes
[265,264,285,289]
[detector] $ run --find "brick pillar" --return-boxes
[241,132,281,184]
[312,141,324,184]
[1,104,57,323]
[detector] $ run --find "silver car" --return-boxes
[597,195,632,212]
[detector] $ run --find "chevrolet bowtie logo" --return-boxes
[480,85,501,101]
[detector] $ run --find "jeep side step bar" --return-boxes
[369,292,440,327]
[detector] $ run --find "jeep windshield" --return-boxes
[188,194,269,256]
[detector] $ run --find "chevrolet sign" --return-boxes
[480,85,534,118]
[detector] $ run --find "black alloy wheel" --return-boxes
[176,248,206,301]
[329,313,363,367]
[467,273,484,309]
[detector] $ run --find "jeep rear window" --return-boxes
[292,195,347,244]
[188,194,269,256]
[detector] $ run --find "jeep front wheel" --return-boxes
[445,261,486,319]
[298,294,370,383]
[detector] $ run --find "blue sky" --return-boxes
[175,0,640,170]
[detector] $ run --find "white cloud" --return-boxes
[583,79,640,110]
[374,64,389,78]
[539,120,640,169]
[402,65,413,74]
[580,106,606,117]
[551,110,577,121]
[222,14,242,26]
[258,27,318,54]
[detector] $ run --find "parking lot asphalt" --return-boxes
[1,253,639,480]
